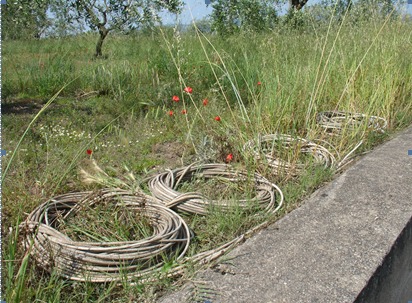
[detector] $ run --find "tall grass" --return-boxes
[2,17,412,302]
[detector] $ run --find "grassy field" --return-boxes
[2,17,412,302]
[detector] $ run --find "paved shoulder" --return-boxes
[160,126,412,303]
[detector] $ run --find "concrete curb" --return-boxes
[159,126,412,303]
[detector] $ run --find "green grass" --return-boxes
[59,201,154,243]
[2,17,412,302]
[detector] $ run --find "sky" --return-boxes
[161,0,412,24]
[161,0,214,24]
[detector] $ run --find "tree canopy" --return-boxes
[1,0,51,40]
[210,0,279,35]
[2,0,183,56]
[61,0,183,57]
[1,0,404,42]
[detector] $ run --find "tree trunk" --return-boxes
[95,26,109,58]
[289,0,309,10]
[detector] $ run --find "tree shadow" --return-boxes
[1,99,44,115]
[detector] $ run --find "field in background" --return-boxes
[2,18,412,302]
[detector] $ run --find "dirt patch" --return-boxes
[1,97,94,116]
[2,98,46,115]
[151,141,194,170]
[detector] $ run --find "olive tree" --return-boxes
[59,0,183,57]
[210,0,279,35]
[1,0,51,40]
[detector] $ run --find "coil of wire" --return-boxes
[147,163,284,216]
[316,111,387,133]
[243,134,336,175]
[21,189,191,282]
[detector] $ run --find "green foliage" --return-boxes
[282,6,309,30]
[56,0,184,56]
[208,0,403,33]
[65,0,183,33]
[210,0,279,35]
[345,0,401,23]
[1,0,184,57]
[304,0,402,27]
[1,0,52,40]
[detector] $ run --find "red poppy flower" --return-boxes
[86,149,93,155]
[202,98,208,106]
[184,87,193,94]
[181,109,187,114]
[257,81,262,86]
[168,110,174,116]
[214,116,221,121]
[172,95,180,102]
[226,153,234,163]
